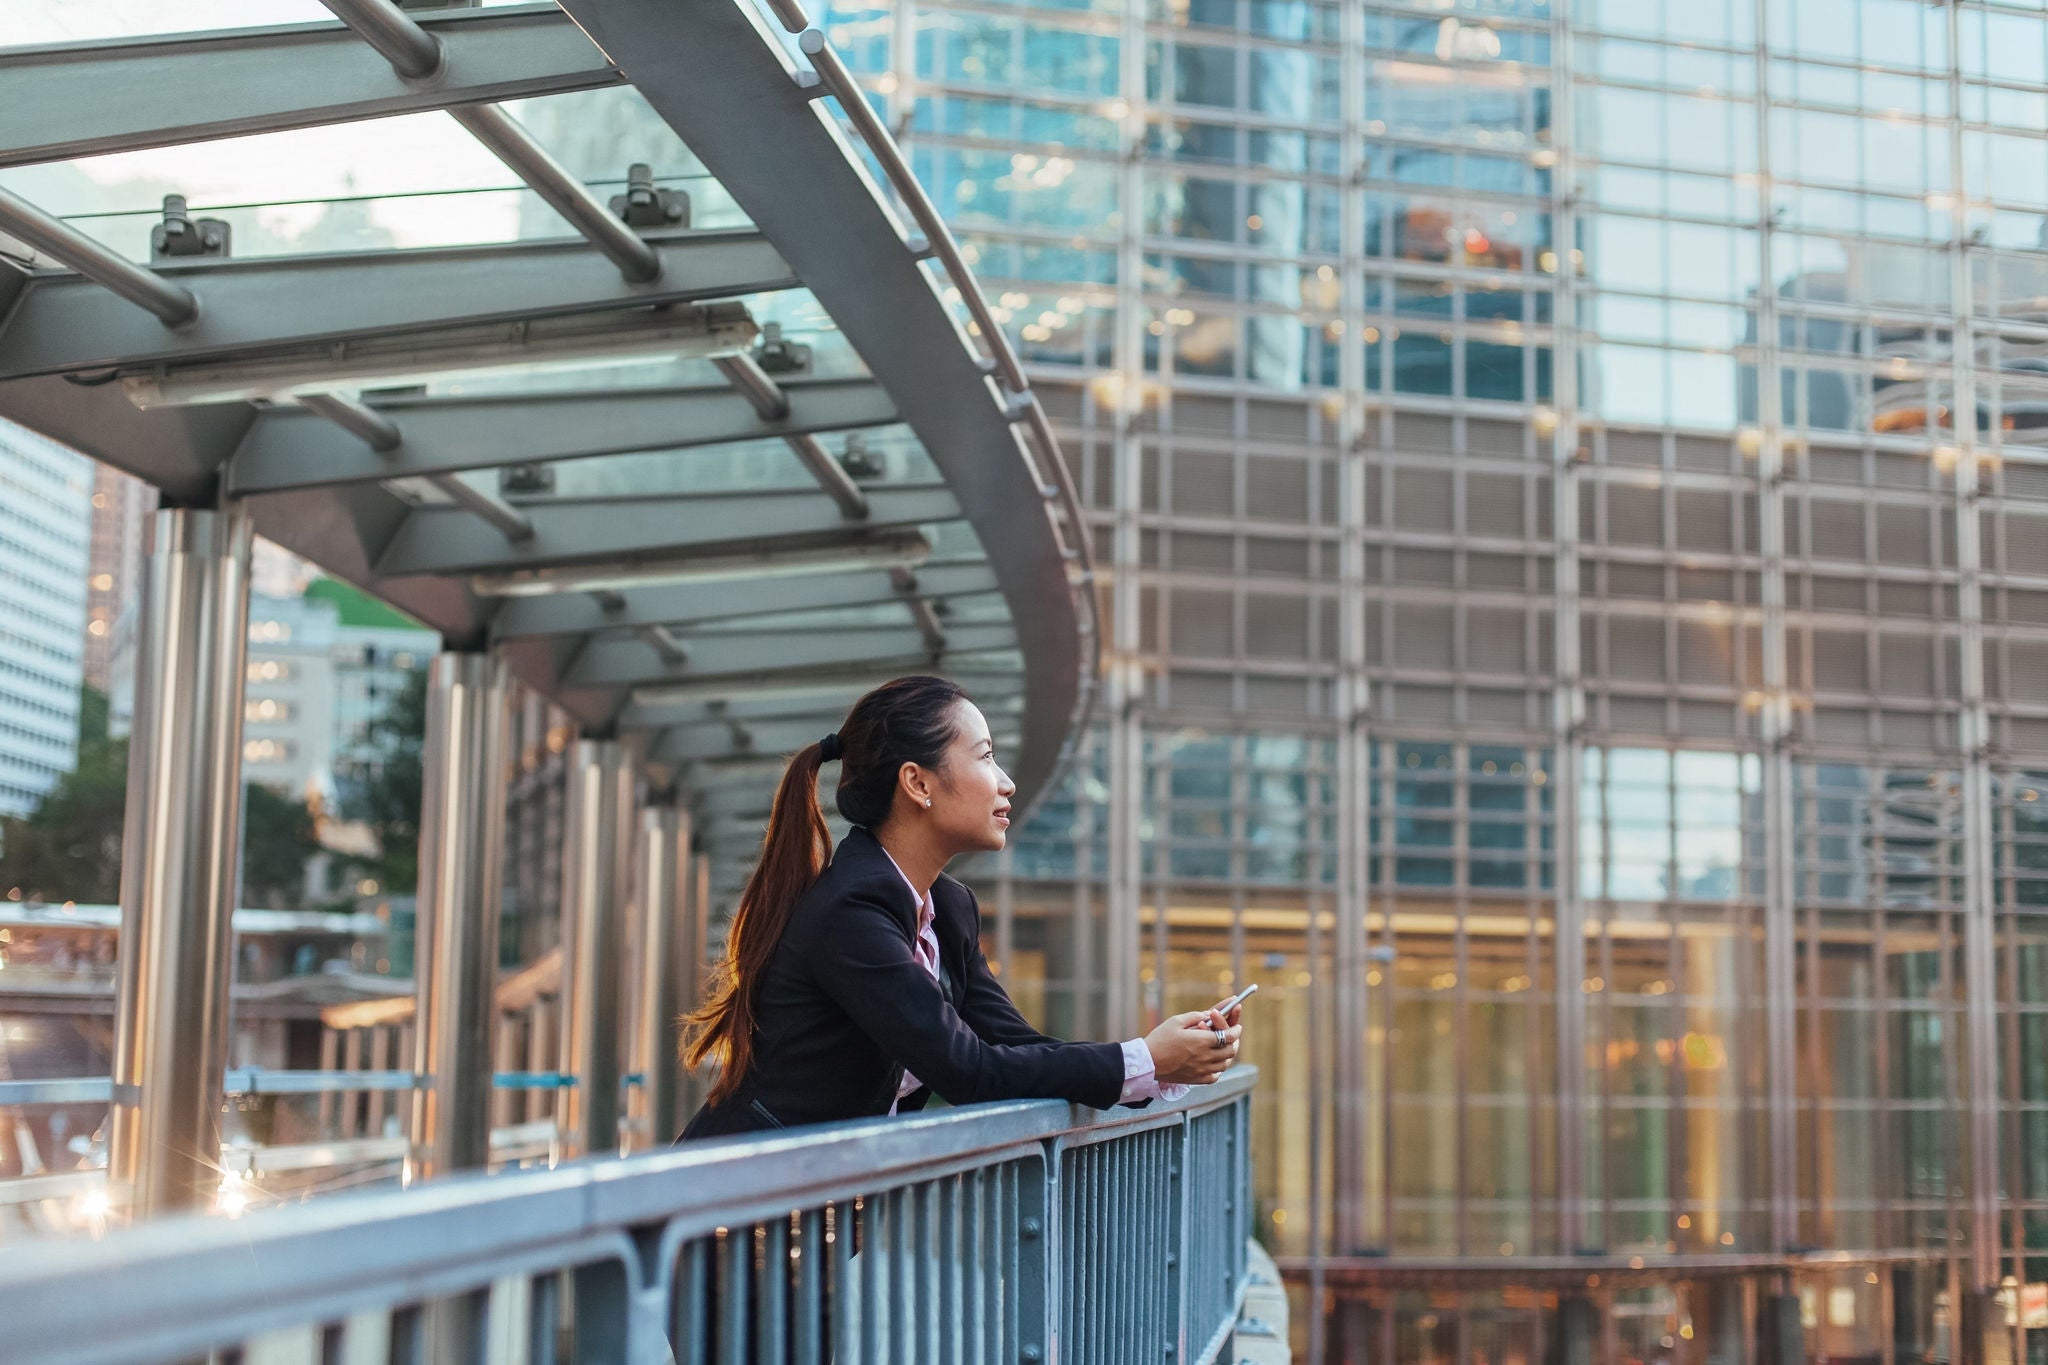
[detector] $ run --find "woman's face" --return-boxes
[916,700,1017,853]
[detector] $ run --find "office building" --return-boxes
[0,421,91,818]
[80,465,155,695]
[238,580,440,810]
[793,1,2046,1354]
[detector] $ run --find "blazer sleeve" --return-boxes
[808,884,1125,1110]
[950,889,1059,1048]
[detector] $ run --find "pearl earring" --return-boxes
[924,797,932,808]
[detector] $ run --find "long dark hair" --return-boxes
[683,675,970,1104]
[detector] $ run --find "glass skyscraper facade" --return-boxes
[807,0,2048,1357]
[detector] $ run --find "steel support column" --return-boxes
[1103,659,1144,1043]
[1945,0,2006,1306]
[110,507,253,1218]
[1097,0,1148,1049]
[556,739,635,1158]
[1331,0,1373,1280]
[1548,0,1592,1257]
[630,804,693,1151]
[1749,0,1802,1261]
[409,652,511,1179]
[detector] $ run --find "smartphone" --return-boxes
[1208,982,1258,1032]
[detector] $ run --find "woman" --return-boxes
[678,675,1241,1140]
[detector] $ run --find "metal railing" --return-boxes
[0,1067,1255,1365]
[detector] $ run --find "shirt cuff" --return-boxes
[1118,1037,1192,1105]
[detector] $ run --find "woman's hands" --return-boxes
[1143,998,1244,1087]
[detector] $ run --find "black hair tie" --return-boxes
[818,732,843,762]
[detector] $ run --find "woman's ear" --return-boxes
[898,760,930,809]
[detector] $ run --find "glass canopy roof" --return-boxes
[0,0,1097,897]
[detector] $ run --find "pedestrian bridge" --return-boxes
[0,1070,1261,1365]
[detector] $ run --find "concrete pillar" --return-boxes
[556,739,634,1158]
[110,507,253,1218]
[629,804,692,1150]
[409,652,510,1178]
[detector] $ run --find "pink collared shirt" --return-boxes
[878,848,1188,1112]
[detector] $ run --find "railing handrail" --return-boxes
[0,1068,1256,1364]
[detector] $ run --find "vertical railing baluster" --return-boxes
[1106,1141,1122,1365]
[832,1202,858,1365]
[1233,1108,1243,1317]
[919,1180,940,1362]
[388,1303,424,1365]
[1083,1145,1097,1365]
[1167,1127,1181,1362]
[991,1164,1005,1365]
[1068,1146,1085,1362]
[795,1208,825,1365]
[717,1228,748,1365]
[1174,1122,1191,1362]
[758,1216,789,1364]
[1073,1146,1089,1358]
[1027,1153,1052,1365]
[1145,1132,1160,1365]
[933,1180,949,1363]
[529,1273,560,1365]
[942,1173,962,1365]
[861,1194,884,1365]
[959,1171,979,1365]
[1136,1135,1150,1365]
[1066,1149,1081,1359]
[675,1239,710,1365]
[893,1187,916,1362]
[1141,1134,1154,1365]
[987,1168,1003,1364]
[1118,1139,1133,1365]
[1108,1142,1120,1365]
[1092,1146,1107,1363]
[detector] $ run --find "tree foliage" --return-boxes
[241,781,321,908]
[0,728,127,903]
[343,665,428,895]
[0,686,322,908]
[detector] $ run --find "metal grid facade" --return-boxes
[815,0,2048,1354]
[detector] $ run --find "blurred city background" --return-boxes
[5,0,2048,1360]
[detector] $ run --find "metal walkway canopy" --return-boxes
[0,0,1099,894]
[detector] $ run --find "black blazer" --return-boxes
[679,827,1126,1141]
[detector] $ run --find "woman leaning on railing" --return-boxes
[677,675,1242,1141]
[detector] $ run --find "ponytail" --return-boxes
[681,740,832,1106]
